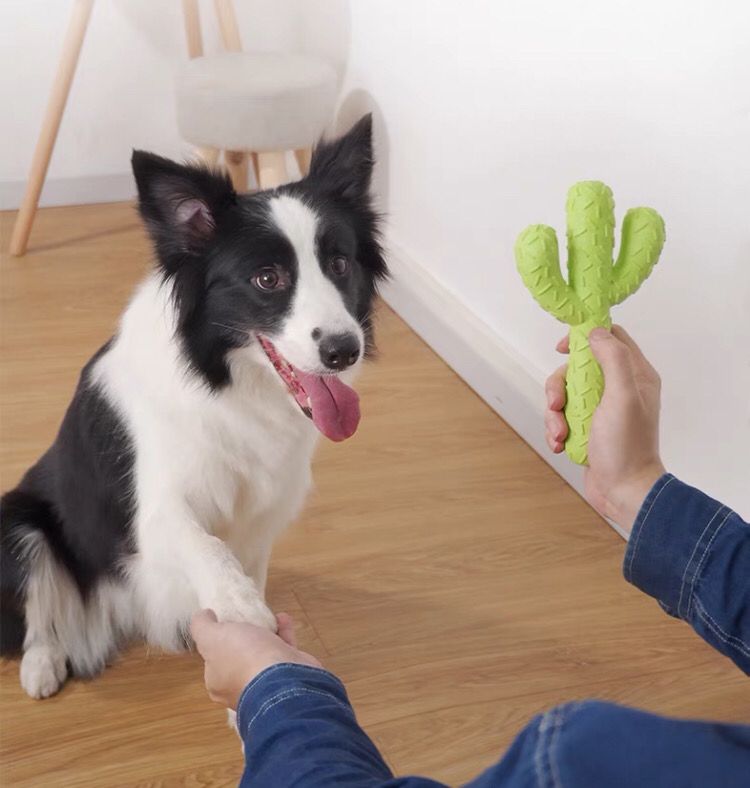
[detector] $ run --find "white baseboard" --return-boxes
[379,240,626,539]
[0,173,135,211]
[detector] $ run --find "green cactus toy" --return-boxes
[515,181,665,465]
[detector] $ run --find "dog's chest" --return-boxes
[177,390,317,535]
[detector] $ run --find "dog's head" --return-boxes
[132,116,386,442]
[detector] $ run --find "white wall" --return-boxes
[2,1,747,513]
[338,0,750,514]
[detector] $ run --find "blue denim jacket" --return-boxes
[237,475,750,787]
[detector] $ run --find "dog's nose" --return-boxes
[319,333,360,371]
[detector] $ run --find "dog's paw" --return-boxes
[20,644,68,699]
[209,578,277,631]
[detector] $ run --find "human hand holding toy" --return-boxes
[514,181,665,464]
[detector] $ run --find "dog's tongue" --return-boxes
[295,371,360,442]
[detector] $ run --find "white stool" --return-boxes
[176,50,337,191]
[8,0,332,256]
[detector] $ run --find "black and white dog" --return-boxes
[0,116,386,699]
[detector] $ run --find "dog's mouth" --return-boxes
[258,336,360,442]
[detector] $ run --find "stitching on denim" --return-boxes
[534,705,567,788]
[695,599,750,655]
[237,664,296,728]
[694,598,750,658]
[246,687,352,735]
[626,475,674,581]
[246,662,345,694]
[241,663,296,699]
[677,504,726,617]
[280,662,347,687]
[548,703,567,788]
[237,663,345,728]
[685,509,731,618]
[534,708,554,787]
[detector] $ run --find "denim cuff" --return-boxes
[623,473,729,619]
[236,663,351,739]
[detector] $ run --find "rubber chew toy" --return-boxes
[515,181,665,464]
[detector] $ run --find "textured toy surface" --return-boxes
[515,181,665,464]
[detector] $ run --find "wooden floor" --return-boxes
[1,203,748,787]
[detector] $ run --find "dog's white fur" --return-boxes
[20,196,364,697]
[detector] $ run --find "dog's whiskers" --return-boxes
[211,322,249,338]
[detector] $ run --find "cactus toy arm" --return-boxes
[515,225,587,324]
[610,207,666,305]
[515,181,665,465]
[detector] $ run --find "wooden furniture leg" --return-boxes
[9,0,95,257]
[257,152,288,190]
[249,152,260,189]
[224,150,248,192]
[214,0,242,52]
[194,146,219,168]
[181,0,203,58]
[294,148,312,177]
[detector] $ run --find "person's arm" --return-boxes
[194,610,750,788]
[236,662,448,788]
[190,610,446,788]
[464,700,750,788]
[236,663,391,787]
[624,473,750,673]
[544,326,750,674]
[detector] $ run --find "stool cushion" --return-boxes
[176,52,338,152]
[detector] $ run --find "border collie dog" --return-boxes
[1,116,386,699]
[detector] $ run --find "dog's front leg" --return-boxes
[148,509,277,631]
[192,530,277,630]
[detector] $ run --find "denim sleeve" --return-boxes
[623,473,750,674]
[236,662,447,788]
[465,700,750,788]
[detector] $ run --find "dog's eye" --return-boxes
[252,268,286,292]
[329,256,349,276]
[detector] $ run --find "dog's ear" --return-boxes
[131,151,235,261]
[308,114,373,202]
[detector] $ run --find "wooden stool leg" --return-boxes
[294,148,312,178]
[214,0,242,52]
[181,0,203,58]
[257,152,288,190]
[194,146,220,168]
[10,0,94,257]
[224,150,248,192]
[249,152,260,189]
